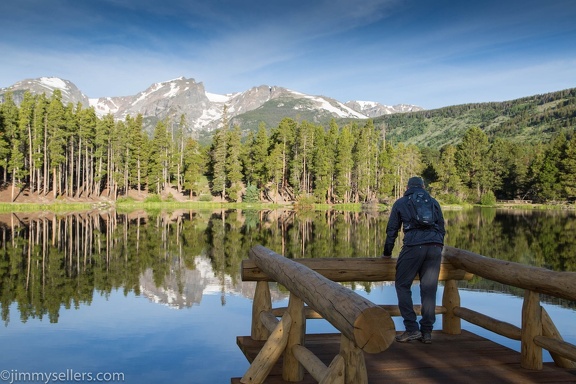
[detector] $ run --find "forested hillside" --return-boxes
[0,88,575,205]
[375,88,576,148]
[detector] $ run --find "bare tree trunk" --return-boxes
[43,118,49,196]
[52,167,58,199]
[11,171,15,202]
[27,122,35,193]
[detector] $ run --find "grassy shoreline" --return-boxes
[0,200,573,213]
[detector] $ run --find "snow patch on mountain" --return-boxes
[353,100,379,109]
[163,82,180,98]
[206,92,233,103]
[40,77,68,90]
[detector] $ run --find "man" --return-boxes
[382,176,445,344]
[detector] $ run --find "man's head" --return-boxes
[407,176,424,189]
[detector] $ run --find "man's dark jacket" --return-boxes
[383,187,445,256]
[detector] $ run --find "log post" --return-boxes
[540,307,576,368]
[251,281,271,340]
[340,334,368,384]
[283,293,305,381]
[291,344,328,381]
[249,245,396,353]
[241,313,292,384]
[320,355,345,384]
[442,279,461,334]
[521,290,542,370]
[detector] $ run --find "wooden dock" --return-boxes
[232,331,576,383]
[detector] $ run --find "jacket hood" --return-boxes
[403,186,427,197]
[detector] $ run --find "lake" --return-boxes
[0,207,575,383]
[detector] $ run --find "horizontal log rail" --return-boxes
[442,246,576,301]
[443,245,576,370]
[271,304,447,319]
[453,306,521,340]
[241,257,473,282]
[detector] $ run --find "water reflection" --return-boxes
[1,207,575,325]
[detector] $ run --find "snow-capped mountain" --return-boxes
[345,100,422,117]
[1,76,422,135]
[1,77,90,106]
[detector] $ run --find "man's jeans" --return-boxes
[395,244,442,333]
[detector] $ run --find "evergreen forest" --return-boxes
[0,88,575,205]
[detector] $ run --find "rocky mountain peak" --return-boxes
[1,76,89,106]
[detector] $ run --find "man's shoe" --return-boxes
[421,332,432,344]
[395,331,422,342]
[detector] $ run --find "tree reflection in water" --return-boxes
[1,207,575,325]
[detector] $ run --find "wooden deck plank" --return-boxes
[232,331,576,383]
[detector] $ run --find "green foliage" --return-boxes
[243,184,260,203]
[294,193,317,209]
[144,194,162,203]
[116,196,135,204]
[199,194,213,202]
[480,190,497,206]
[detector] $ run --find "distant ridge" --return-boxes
[374,87,576,147]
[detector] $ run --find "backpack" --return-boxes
[408,191,435,228]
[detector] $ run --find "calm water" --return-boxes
[0,207,575,384]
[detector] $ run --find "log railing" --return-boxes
[442,245,576,371]
[239,245,575,383]
[239,245,473,383]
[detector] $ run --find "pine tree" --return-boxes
[431,144,463,202]
[1,92,24,200]
[0,102,8,183]
[210,127,228,200]
[311,124,331,203]
[560,132,576,197]
[32,94,48,194]
[182,138,204,199]
[376,141,396,200]
[324,120,339,203]
[334,125,354,203]
[20,92,36,193]
[46,90,67,197]
[93,114,113,196]
[251,123,270,199]
[533,133,566,201]
[241,130,256,187]
[75,106,97,197]
[172,114,187,193]
[148,120,171,195]
[455,126,490,201]
[226,125,243,201]
[270,118,296,199]
[290,121,315,197]
[268,144,284,203]
[353,120,375,202]
[392,142,423,198]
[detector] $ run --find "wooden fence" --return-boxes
[237,245,576,383]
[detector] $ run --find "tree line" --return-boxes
[0,90,575,204]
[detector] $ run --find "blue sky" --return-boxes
[1,0,575,109]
